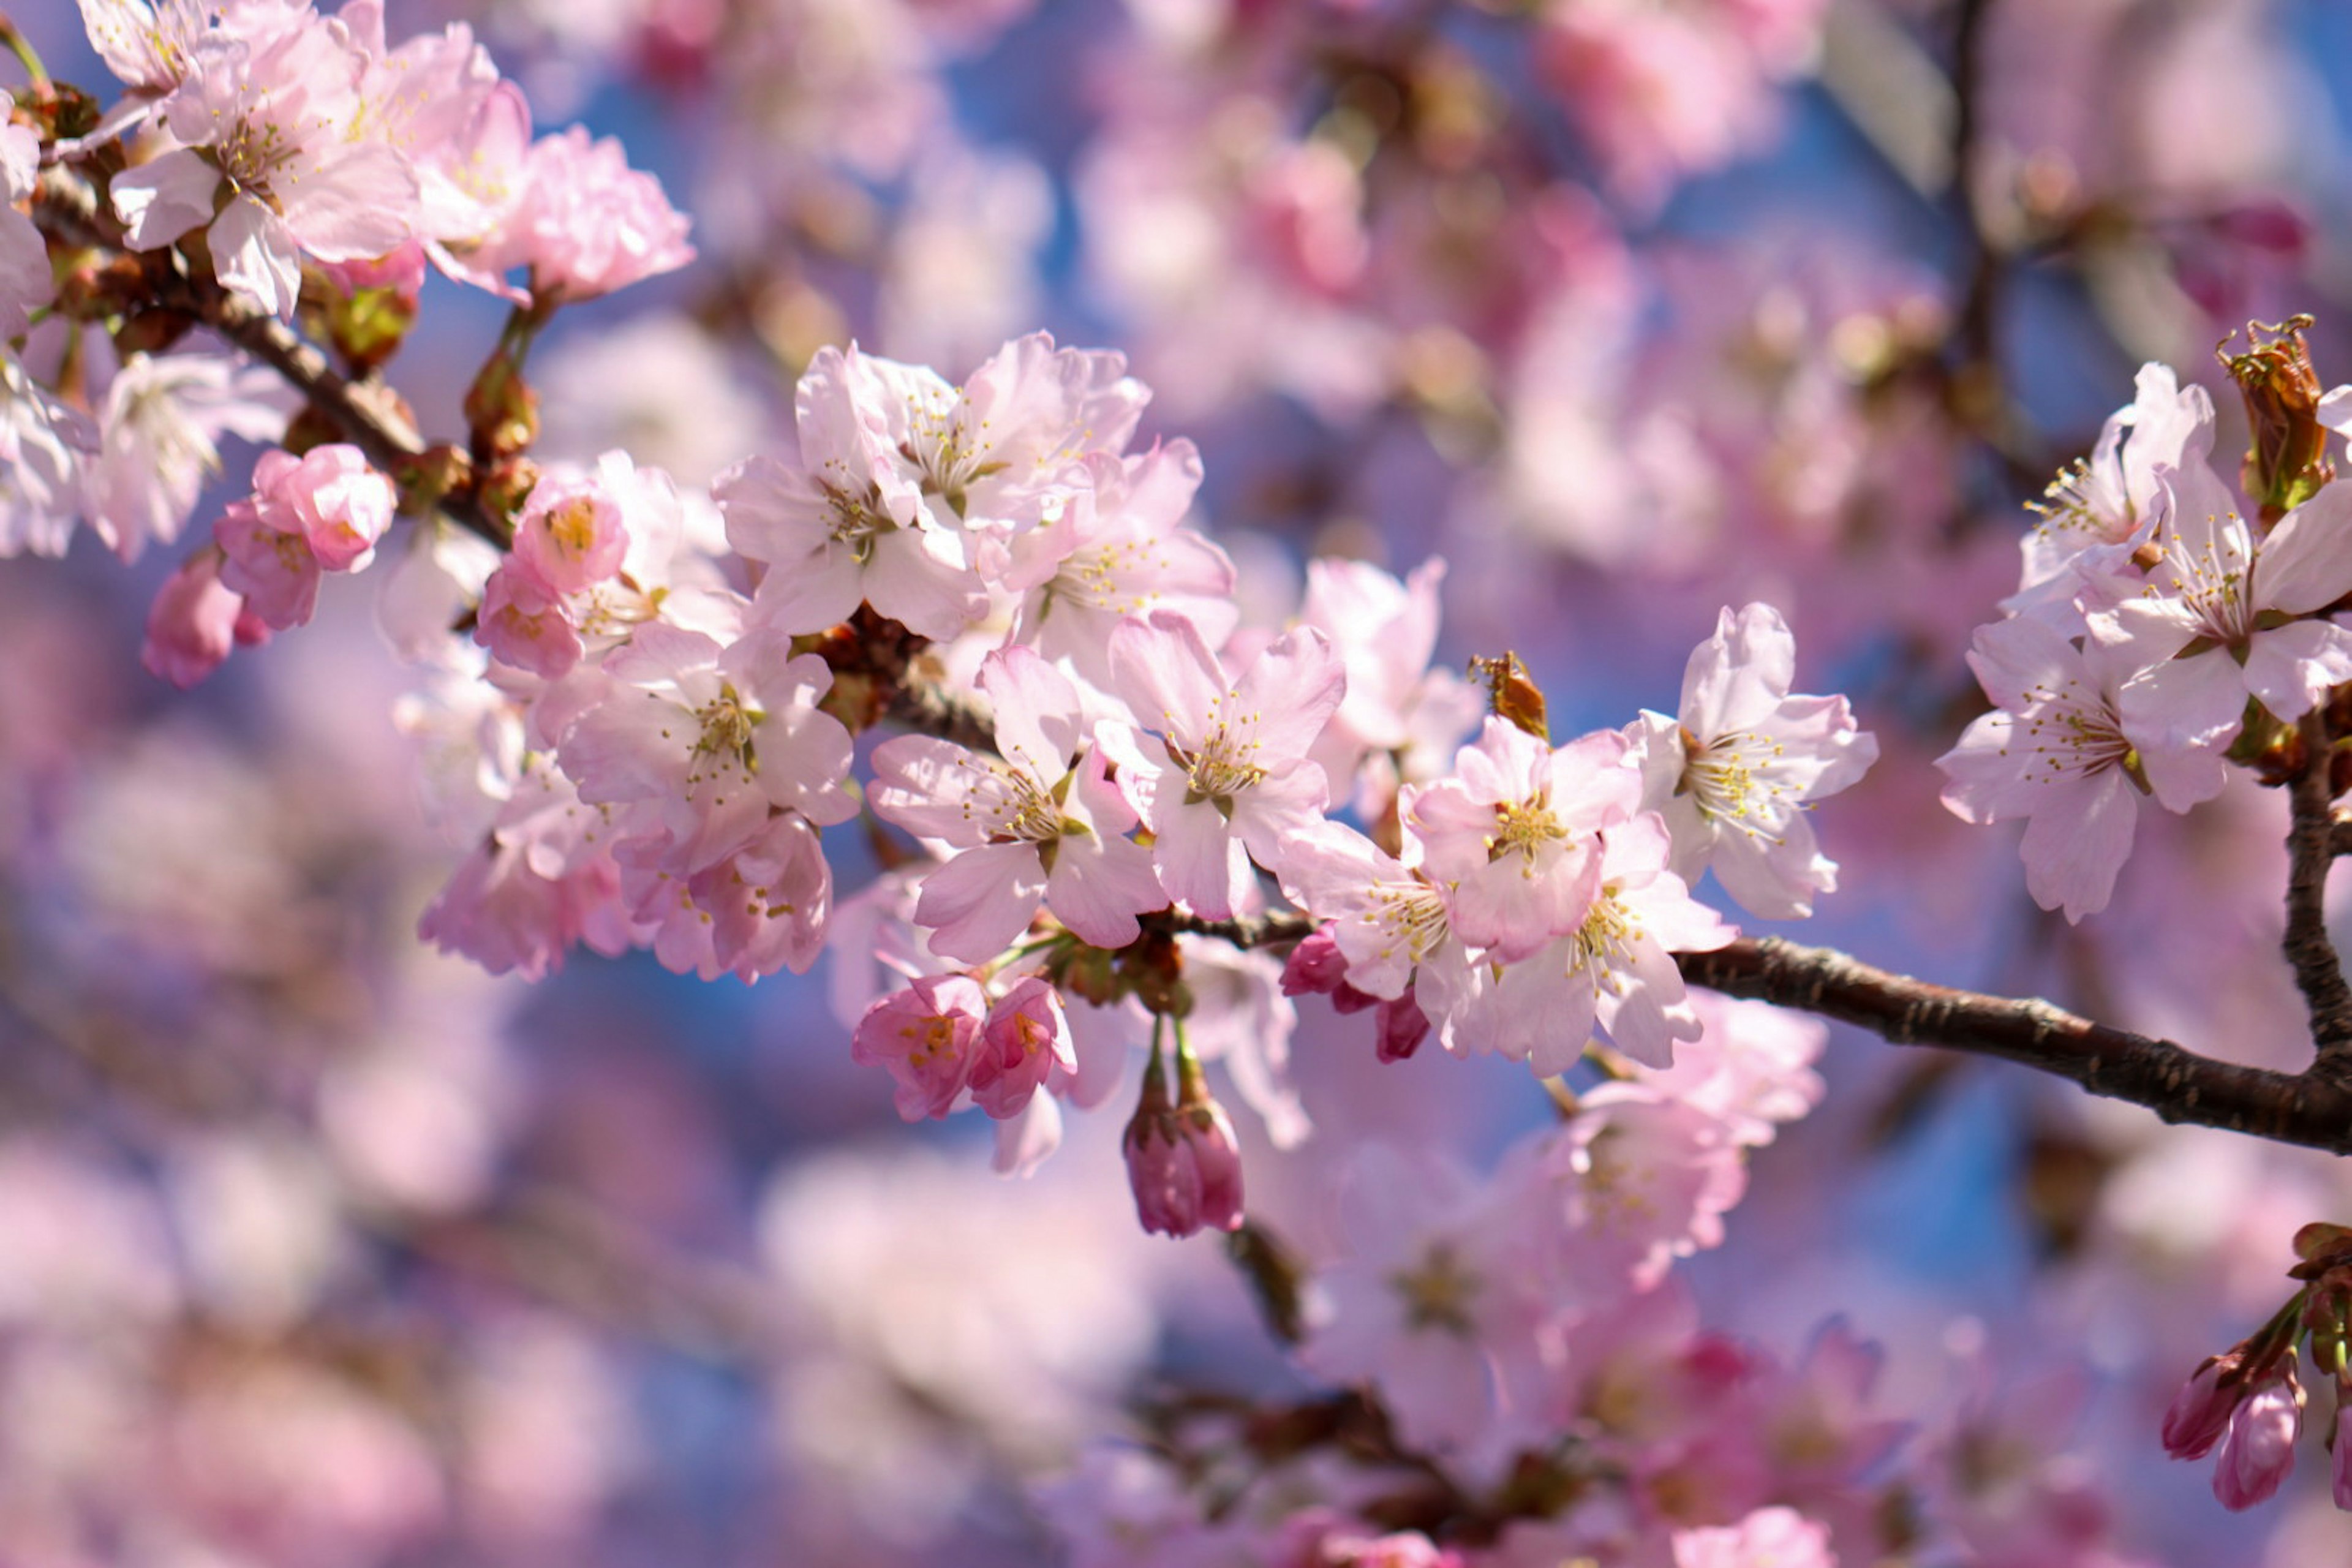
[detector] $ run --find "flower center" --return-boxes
[1489,795,1566,864]
[690,684,763,780]
[1389,1242,1480,1336]
[1680,728,1792,842]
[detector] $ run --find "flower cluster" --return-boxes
[1284,603,1874,1077]
[1937,320,2352,919]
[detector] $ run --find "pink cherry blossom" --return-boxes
[1102,611,1346,921]
[559,624,857,875]
[213,497,320,631]
[1408,722,1641,962]
[0,125,53,342]
[1629,602,1877,920]
[1298,558,1481,819]
[513,472,630,595]
[1670,1506,1836,1568]
[1123,1092,1244,1238]
[475,557,585,680]
[1453,814,1736,1074]
[2007,361,2214,628]
[869,645,1164,962]
[1937,614,2212,922]
[0,356,99,558]
[88,350,291,564]
[1000,442,1238,692]
[2161,1351,2244,1461]
[851,973,990,1121]
[854,331,1147,543]
[2095,460,2352,745]
[717,345,985,642]
[251,444,394,572]
[468,126,694,304]
[971,976,1078,1120]
[112,14,420,318]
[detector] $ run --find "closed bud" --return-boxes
[2218,314,2332,522]
[2162,1350,2245,1461]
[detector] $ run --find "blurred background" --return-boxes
[6,0,2352,1560]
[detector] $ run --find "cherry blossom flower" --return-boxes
[111,13,421,318]
[512,472,630,595]
[2007,361,2214,628]
[2095,460,2352,745]
[141,546,251,688]
[1452,814,1736,1073]
[998,442,1237,692]
[1670,1506,1836,1568]
[1627,603,1877,919]
[0,125,52,341]
[1300,1145,1563,1466]
[717,345,986,641]
[971,976,1078,1120]
[559,624,857,874]
[1938,614,2216,922]
[854,331,1147,545]
[1298,558,1481,819]
[466,126,693,304]
[0,357,99,557]
[869,646,1163,962]
[2212,1365,2301,1510]
[88,350,291,563]
[1407,721,1640,963]
[851,973,990,1121]
[214,497,320,630]
[251,444,394,572]
[1102,611,1346,921]
[1121,1050,1244,1238]
[474,557,584,680]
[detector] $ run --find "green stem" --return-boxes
[0,15,49,91]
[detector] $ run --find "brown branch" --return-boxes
[2286,710,2352,1079]
[33,163,508,548]
[1681,937,2352,1155]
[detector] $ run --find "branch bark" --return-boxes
[1680,937,2352,1154]
[2285,710,2352,1082]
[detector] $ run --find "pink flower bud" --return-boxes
[2162,1352,2243,1461]
[2212,1366,2302,1511]
[1375,992,1430,1062]
[1125,1091,1245,1238]
[1280,926,1351,997]
[850,974,989,1121]
[140,548,245,688]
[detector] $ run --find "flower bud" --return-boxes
[2212,1365,2302,1510]
[2162,1351,2244,1461]
[1123,1052,1245,1238]
[140,547,245,688]
[2219,314,2332,522]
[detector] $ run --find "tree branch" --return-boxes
[33,163,508,547]
[2285,710,2352,1079]
[1681,937,2352,1155]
